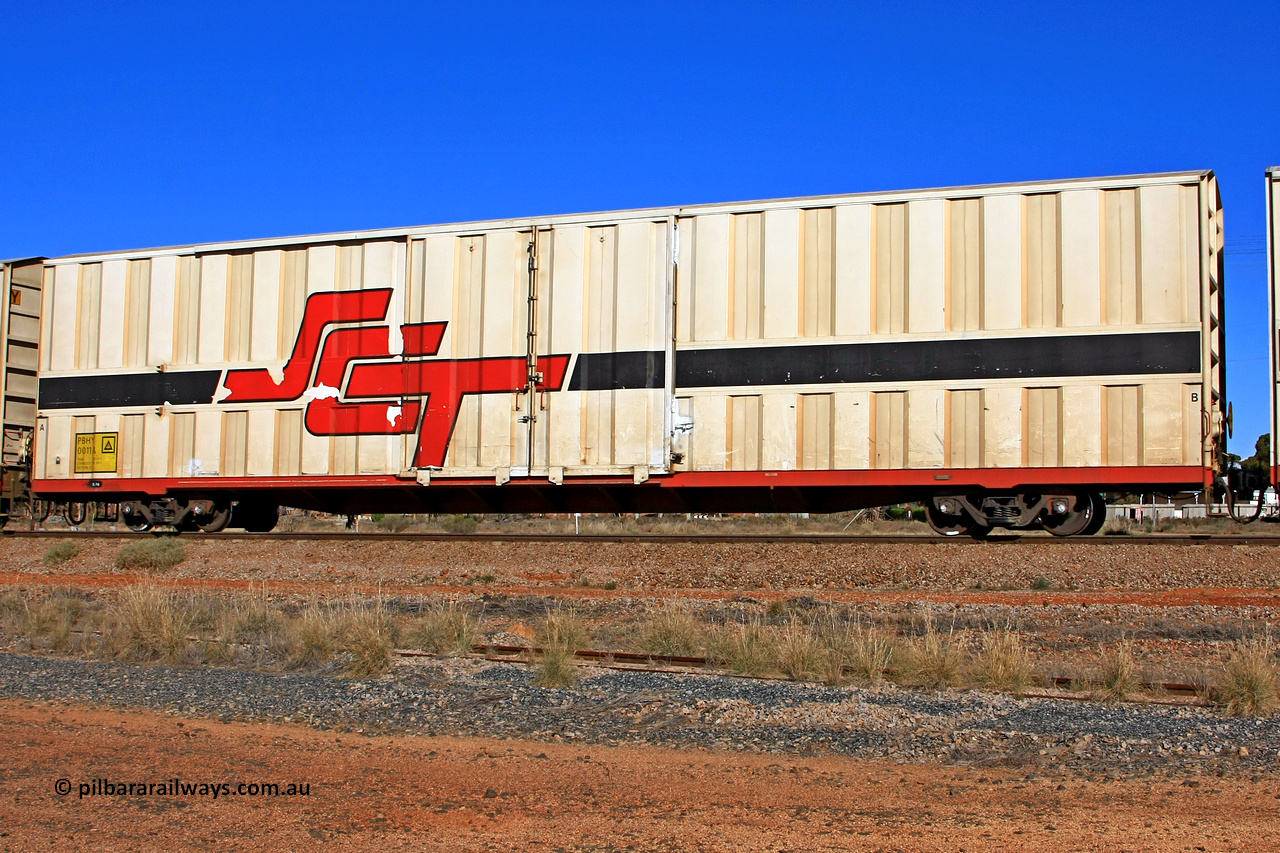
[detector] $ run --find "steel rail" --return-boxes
[397,645,1209,701]
[4,529,1280,545]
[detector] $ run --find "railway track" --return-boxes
[401,644,1209,703]
[4,528,1280,545]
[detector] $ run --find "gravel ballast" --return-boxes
[2,652,1276,780]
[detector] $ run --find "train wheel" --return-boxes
[121,501,152,532]
[66,502,89,527]
[1043,494,1096,537]
[125,515,153,532]
[926,501,977,537]
[1082,493,1107,536]
[967,524,993,540]
[196,502,232,533]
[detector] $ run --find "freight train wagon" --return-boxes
[17,170,1228,535]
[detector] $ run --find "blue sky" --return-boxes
[2,1,1276,450]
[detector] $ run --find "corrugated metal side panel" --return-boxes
[123,259,150,366]
[275,410,302,476]
[672,174,1208,474]
[531,220,669,477]
[947,199,982,331]
[444,229,522,471]
[32,172,1214,486]
[173,256,201,364]
[40,239,418,482]
[1024,387,1061,467]
[168,412,195,476]
[946,390,982,468]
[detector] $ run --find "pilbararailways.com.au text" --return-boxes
[55,778,311,800]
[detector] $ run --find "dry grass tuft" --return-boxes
[406,601,478,655]
[1095,639,1142,703]
[537,608,588,654]
[0,590,25,635]
[339,603,396,677]
[1218,634,1279,717]
[775,617,823,682]
[638,605,701,657]
[850,625,896,686]
[898,616,964,688]
[817,617,895,686]
[712,619,774,677]
[105,586,193,663]
[286,605,339,670]
[532,607,587,688]
[973,627,1036,696]
[115,538,186,572]
[25,593,87,651]
[533,647,579,687]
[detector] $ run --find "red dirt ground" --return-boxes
[2,701,1277,852]
[3,569,1277,609]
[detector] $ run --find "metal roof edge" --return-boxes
[44,169,1215,265]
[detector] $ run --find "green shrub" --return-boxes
[374,514,413,533]
[44,541,81,567]
[115,539,186,572]
[441,514,479,534]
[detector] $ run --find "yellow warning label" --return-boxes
[74,432,118,474]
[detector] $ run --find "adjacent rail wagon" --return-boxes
[1269,166,1280,491]
[18,171,1229,535]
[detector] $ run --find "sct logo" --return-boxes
[219,289,570,468]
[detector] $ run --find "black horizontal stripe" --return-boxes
[567,351,666,391]
[32,331,1200,409]
[676,331,1201,388]
[39,370,223,409]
